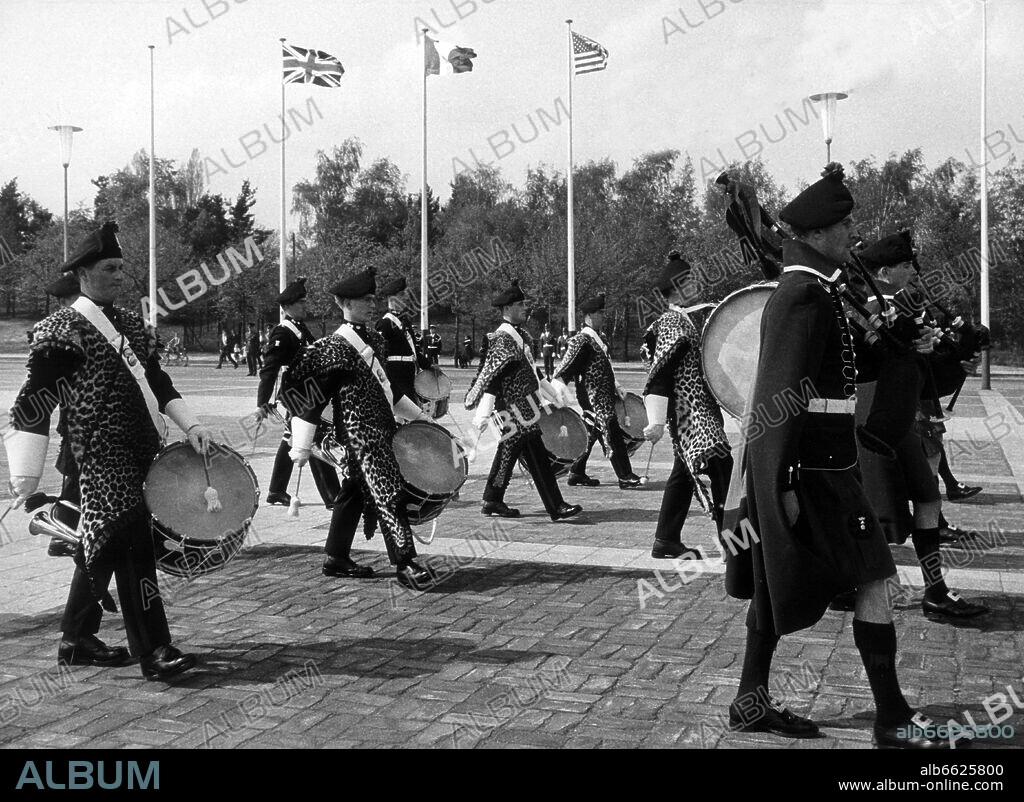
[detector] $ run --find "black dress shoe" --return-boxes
[946,482,982,502]
[618,475,642,489]
[265,491,291,506]
[481,501,520,518]
[567,473,600,487]
[58,635,130,667]
[550,503,583,521]
[939,523,979,546]
[322,556,374,578]
[651,540,703,560]
[140,645,197,681]
[873,712,964,749]
[829,589,858,612]
[729,696,820,738]
[922,591,989,619]
[396,560,434,591]
[48,538,77,558]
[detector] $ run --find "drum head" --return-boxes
[393,421,466,495]
[413,367,453,401]
[144,442,258,543]
[701,283,776,418]
[615,392,648,439]
[538,407,589,460]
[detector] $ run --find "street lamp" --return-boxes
[809,91,848,162]
[48,124,83,261]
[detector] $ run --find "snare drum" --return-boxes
[701,283,776,419]
[529,406,589,477]
[414,366,453,420]
[614,392,648,457]
[144,442,259,578]
[392,420,467,525]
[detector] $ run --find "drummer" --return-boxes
[465,279,583,521]
[282,268,434,589]
[5,221,214,680]
[376,276,431,409]
[641,250,732,559]
[550,293,642,489]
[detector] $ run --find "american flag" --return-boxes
[282,44,344,87]
[571,32,608,75]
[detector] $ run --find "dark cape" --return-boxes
[723,240,896,636]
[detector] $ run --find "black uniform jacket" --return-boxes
[257,316,314,408]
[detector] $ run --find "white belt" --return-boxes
[387,355,416,362]
[807,398,857,415]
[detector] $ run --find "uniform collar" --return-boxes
[781,239,843,283]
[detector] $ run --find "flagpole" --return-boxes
[148,45,157,329]
[979,3,991,391]
[421,30,429,336]
[280,37,288,320]
[565,20,576,335]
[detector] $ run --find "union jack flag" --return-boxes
[571,32,608,75]
[282,43,344,87]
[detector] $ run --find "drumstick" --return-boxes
[251,419,263,455]
[639,443,655,486]
[0,497,24,525]
[201,449,223,512]
[288,465,303,518]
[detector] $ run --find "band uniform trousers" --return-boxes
[61,514,171,657]
[656,452,734,543]
[572,414,633,480]
[483,427,567,515]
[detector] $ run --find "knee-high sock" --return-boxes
[737,624,779,699]
[852,619,913,727]
[912,527,949,601]
[937,448,957,490]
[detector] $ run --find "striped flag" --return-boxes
[425,37,477,76]
[282,43,344,86]
[571,31,608,75]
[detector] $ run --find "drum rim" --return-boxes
[700,281,778,419]
[144,440,260,541]
[393,418,469,495]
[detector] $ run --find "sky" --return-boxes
[1,0,1022,232]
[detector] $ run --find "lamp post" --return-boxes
[979,1,991,391]
[48,124,83,261]
[809,91,848,162]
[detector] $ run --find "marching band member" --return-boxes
[254,278,341,509]
[854,234,988,619]
[642,252,732,559]
[5,222,213,680]
[724,165,960,747]
[281,268,433,589]
[375,276,431,407]
[465,280,582,521]
[550,293,641,489]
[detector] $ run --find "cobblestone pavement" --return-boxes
[1,362,1022,749]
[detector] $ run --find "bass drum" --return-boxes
[528,406,589,478]
[414,366,453,420]
[144,442,259,578]
[701,283,776,419]
[393,420,468,525]
[614,392,648,457]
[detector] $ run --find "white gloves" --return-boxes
[289,418,316,466]
[9,475,39,500]
[550,378,573,408]
[615,382,627,400]
[643,394,669,443]
[538,379,566,408]
[165,399,213,454]
[472,393,496,428]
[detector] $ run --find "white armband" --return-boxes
[393,395,425,422]
[551,378,569,397]
[164,399,200,434]
[3,431,49,479]
[644,394,669,426]
[290,418,317,452]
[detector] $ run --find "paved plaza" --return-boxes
[1,358,1022,749]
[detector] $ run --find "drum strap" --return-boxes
[580,326,608,354]
[71,297,167,443]
[336,323,394,407]
[279,318,303,341]
[497,323,534,366]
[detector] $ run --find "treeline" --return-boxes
[1,142,1021,360]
